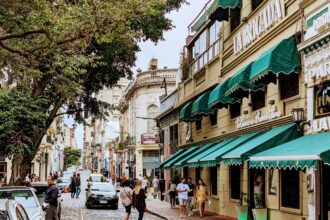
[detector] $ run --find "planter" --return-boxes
[252,208,267,220]
[235,205,248,220]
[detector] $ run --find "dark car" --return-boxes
[85,182,118,209]
[31,182,62,220]
[0,199,30,220]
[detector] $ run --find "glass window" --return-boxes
[280,73,299,100]
[230,7,241,32]
[91,184,116,192]
[200,31,207,54]
[0,190,38,208]
[209,21,221,45]
[230,102,241,119]
[210,111,218,126]
[251,90,266,111]
[314,81,330,118]
[252,0,264,11]
[195,119,202,131]
[230,166,241,200]
[281,169,300,209]
[210,166,218,196]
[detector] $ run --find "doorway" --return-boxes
[249,169,266,217]
[322,164,330,219]
[195,167,201,185]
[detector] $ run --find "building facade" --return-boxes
[118,59,178,179]
[157,0,330,219]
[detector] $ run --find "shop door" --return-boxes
[195,167,201,184]
[322,165,330,219]
[249,169,265,219]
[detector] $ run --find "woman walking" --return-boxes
[132,177,147,220]
[196,179,208,218]
[168,180,177,208]
[120,180,133,220]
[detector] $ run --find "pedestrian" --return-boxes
[54,171,58,180]
[187,177,195,216]
[142,176,149,194]
[196,178,208,218]
[75,173,81,199]
[152,175,159,199]
[45,176,59,220]
[129,177,135,189]
[176,177,190,218]
[120,180,133,220]
[70,173,76,198]
[132,177,147,220]
[168,180,177,208]
[25,174,31,183]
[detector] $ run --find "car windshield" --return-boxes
[57,178,70,183]
[91,184,115,192]
[32,186,48,197]
[89,176,103,182]
[0,190,38,208]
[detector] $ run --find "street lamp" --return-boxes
[291,107,310,133]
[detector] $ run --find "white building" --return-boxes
[118,58,178,179]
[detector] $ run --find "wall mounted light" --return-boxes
[291,107,310,133]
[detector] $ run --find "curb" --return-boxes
[147,210,168,220]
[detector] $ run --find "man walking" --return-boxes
[187,177,195,216]
[75,173,81,199]
[45,176,59,220]
[152,176,159,199]
[142,176,149,194]
[176,177,190,218]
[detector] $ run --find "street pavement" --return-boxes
[61,170,162,220]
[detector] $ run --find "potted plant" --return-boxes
[235,192,248,220]
[252,193,267,220]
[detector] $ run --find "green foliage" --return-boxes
[64,146,82,167]
[0,0,186,171]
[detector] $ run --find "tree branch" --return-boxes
[0,29,52,41]
[54,109,85,117]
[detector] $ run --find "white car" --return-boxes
[0,199,29,220]
[0,187,44,220]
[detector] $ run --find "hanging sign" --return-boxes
[233,0,284,56]
[236,106,281,129]
[304,4,330,41]
[308,116,330,133]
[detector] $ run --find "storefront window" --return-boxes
[251,90,266,111]
[210,111,218,126]
[280,73,299,100]
[230,166,241,200]
[210,166,218,196]
[281,169,300,209]
[314,81,330,118]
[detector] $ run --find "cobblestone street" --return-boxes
[61,171,162,220]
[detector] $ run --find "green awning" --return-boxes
[208,79,240,109]
[156,149,185,169]
[199,132,261,167]
[179,101,196,122]
[206,0,233,22]
[191,91,216,117]
[173,142,216,168]
[191,13,208,32]
[186,138,236,167]
[163,146,199,169]
[222,123,300,166]
[249,37,300,84]
[250,133,330,170]
[225,63,265,98]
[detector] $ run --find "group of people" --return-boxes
[70,172,81,198]
[169,177,209,218]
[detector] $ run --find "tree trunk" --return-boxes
[9,154,23,185]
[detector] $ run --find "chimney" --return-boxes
[149,58,158,70]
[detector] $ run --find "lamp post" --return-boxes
[291,107,310,133]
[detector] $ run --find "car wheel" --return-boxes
[112,204,118,210]
[85,202,91,209]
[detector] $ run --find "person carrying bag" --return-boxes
[120,180,133,220]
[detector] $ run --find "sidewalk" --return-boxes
[146,195,230,220]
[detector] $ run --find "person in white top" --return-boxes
[176,177,190,218]
[142,176,150,193]
[152,176,160,199]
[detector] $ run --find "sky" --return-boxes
[72,0,208,149]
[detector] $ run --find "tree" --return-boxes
[64,146,82,168]
[0,0,186,183]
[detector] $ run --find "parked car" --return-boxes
[56,177,71,192]
[0,187,44,220]
[88,173,105,183]
[62,171,73,178]
[0,199,30,220]
[31,182,62,220]
[85,182,118,209]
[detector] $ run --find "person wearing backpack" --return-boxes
[120,180,133,220]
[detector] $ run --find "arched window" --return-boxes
[147,104,159,132]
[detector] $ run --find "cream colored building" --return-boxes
[118,59,178,179]
[157,0,328,219]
